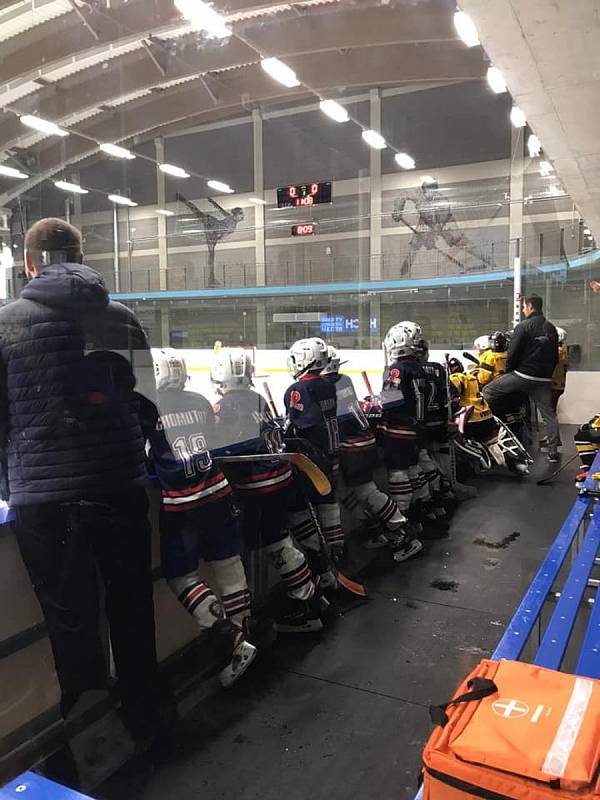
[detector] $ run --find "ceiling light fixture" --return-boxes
[261,57,300,88]
[159,163,190,178]
[174,0,231,38]
[100,143,135,160]
[208,179,234,193]
[539,160,553,176]
[319,99,349,123]
[108,194,138,207]
[20,114,69,137]
[510,106,527,128]
[248,197,267,205]
[395,152,416,170]
[527,134,542,158]
[361,129,386,149]
[421,175,437,185]
[156,208,175,216]
[54,180,88,194]
[0,164,28,179]
[486,66,507,94]
[453,10,479,47]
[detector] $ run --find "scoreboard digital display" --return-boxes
[291,223,315,236]
[277,180,332,208]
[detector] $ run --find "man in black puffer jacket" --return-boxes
[483,294,560,462]
[0,218,164,744]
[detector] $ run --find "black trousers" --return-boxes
[14,489,161,738]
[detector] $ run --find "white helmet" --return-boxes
[474,335,490,354]
[384,325,417,360]
[210,347,254,391]
[287,337,328,377]
[556,327,567,345]
[322,345,341,375]
[395,320,422,339]
[153,348,188,392]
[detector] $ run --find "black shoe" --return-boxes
[274,593,324,634]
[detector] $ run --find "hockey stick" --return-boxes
[462,351,479,366]
[262,381,279,418]
[536,452,578,485]
[216,453,331,496]
[361,370,374,396]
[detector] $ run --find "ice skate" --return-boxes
[389,533,423,562]
[274,593,324,634]
[206,619,257,689]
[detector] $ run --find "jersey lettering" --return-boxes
[172,433,212,478]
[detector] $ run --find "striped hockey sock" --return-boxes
[168,572,223,632]
[209,555,252,627]
[265,536,314,601]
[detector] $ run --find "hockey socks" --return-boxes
[264,536,314,601]
[168,572,224,631]
[209,555,252,627]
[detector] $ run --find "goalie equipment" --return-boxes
[210,347,254,391]
[494,416,534,465]
[454,436,493,471]
[383,324,417,360]
[287,337,329,378]
[153,348,188,392]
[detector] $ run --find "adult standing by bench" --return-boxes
[0,218,165,748]
[482,293,560,463]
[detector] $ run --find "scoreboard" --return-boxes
[291,223,315,236]
[277,180,332,208]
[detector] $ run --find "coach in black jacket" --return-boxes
[0,218,163,742]
[483,294,560,462]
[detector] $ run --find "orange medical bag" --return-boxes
[422,659,600,800]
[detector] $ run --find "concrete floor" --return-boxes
[98,433,580,800]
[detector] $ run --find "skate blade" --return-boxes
[219,640,257,688]
[392,539,424,562]
[274,617,324,634]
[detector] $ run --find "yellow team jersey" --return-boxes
[552,346,568,391]
[476,349,507,387]
[449,371,492,423]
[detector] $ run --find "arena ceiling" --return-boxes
[0,0,488,207]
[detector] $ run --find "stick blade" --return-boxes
[288,453,331,496]
[336,570,368,597]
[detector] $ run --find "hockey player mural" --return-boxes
[391,179,492,276]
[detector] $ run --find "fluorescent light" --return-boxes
[539,160,553,176]
[248,197,267,205]
[108,194,137,207]
[453,10,479,47]
[395,152,415,170]
[207,179,234,193]
[156,208,175,216]
[0,164,28,179]
[54,180,88,194]
[320,99,349,123]
[486,66,507,94]
[361,129,386,149]
[174,0,231,38]
[527,134,542,158]
[159,163,190,178]
[510,106,526,128]
[421,175,437,185]
[100,142,135,160]
[584,227,591,235]
[20,114,69,137]
[261,57,300,88]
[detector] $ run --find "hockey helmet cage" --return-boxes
[210,347,254,390]
[153,348,188,392]
[448,357,464,374]
[473,334,490,353]
[490,330,509,353]
[414,337,430,364]
[322,345,341,375]
[287,337,329,377]
[384,325,418,360]
[556,326,567,345]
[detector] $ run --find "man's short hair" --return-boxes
[523,293,543,313]
[24,218,82,266]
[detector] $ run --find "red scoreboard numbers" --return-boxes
[277,180,332,208]
[291,223,315,236]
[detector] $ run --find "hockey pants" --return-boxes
[575,422,600,472]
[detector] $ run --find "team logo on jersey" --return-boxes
[289,390,304,411]
[388,368,401,385]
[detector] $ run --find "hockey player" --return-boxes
[321,345,422,561]
[476,331,527,443]
[551,327,568,412]
[210,347,323,634]
[473,334,491,358]
[284,338,345,585]
[381,323,448,536]
[574,415,600,486]
[143,349,256,687]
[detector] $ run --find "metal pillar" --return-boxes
[510,125,525,326]
[256,299,267,348]
[253,109,267,287]
[155,137,168,291]
[160,306,170,347]
[369,89,382,281]
[112,203,120,293]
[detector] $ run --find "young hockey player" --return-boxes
[574,415,600,486]
[321,345,422,561]
[473,334,491,358]
[210,347,323,634]
[284,338,344,584]
[381,323,448,537]
[475,331,526,443]
[551,327,568,412]
[143,349,256,687]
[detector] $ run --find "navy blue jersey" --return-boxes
[284,373,339,457]
[323,372,375,448]
[421,361,449,427]
[213,389,293,495]
[380,358,426,465]
[144,389,231,512]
